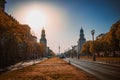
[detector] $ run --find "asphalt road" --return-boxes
[64,58,120,80]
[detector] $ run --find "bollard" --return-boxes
[69,60,71,65]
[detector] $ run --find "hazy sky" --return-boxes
[5,0,120,53]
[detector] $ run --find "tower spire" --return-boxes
[78,27,86,56]
[81,27,83,29]
[40,28,47,47]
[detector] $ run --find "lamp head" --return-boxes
[91,30,95,35]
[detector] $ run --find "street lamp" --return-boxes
[77,41,80,59]
[91,30,96,61]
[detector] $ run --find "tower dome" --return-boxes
[80,27,83,34]
[40,28,47,47]
[42,28,45,33]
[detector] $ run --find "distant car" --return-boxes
[47,56,52,58]
[59,55,66,59]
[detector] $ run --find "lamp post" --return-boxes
[91,30,96,61]
[77,41,80,59]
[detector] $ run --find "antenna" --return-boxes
[58,42,60,55]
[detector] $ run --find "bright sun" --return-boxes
[25,9,47,28]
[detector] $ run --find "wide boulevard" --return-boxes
[64,58,120,80]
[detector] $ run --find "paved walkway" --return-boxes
[0,57,96,80]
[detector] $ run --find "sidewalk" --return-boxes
[0,57,96,80]
[0,58,48,74]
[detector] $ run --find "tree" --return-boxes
[81,41,92,56]
[0,10,45,68]
[94,40,102,57]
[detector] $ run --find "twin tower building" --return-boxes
[40,27,86,55]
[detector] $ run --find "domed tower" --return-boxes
[78,27,86,53]
[40,28,47,47]
[0,0,6,11]
[80,27,85,40]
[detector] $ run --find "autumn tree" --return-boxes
[81,41,92,56]
[81,20,120,57]
[0,9,45,68]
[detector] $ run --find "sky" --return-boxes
[5,0,120,53]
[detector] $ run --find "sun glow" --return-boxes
[13,2,68,53]
[14,2,67,33]
[25,9,47,28]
